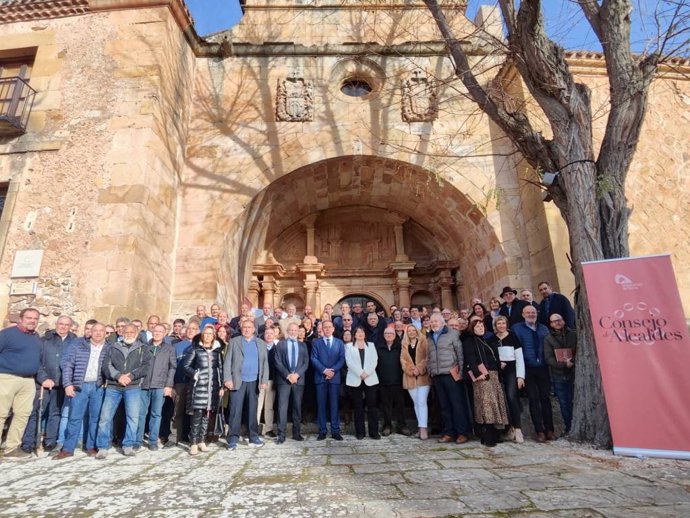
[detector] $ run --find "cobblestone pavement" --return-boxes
[1,435,688,517]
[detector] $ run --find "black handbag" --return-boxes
[213,400,226,437]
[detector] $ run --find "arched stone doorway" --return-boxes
[219,155,519,313]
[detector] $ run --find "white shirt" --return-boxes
[84,342,105,383]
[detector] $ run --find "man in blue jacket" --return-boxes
[21,315,78,453]
[512,305,554,442]
[0,308,41,459]
[54,322,109,460]
[311,320,345,441]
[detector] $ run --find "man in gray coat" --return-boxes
[224,319,269,450]
[427,314,471,444]
[135,324,176,451]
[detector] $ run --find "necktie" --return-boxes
[289,340,296,371]
[326,338,331,349]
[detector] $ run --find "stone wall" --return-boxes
[0,6,195,326]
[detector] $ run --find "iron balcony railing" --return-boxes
[0,76,36,136]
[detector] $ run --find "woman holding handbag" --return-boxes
[463,319,508,447]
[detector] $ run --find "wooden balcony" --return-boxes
[0,76,36,136]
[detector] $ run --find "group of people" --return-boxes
[0,280,577,461]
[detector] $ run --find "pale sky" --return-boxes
[185,0,680,54]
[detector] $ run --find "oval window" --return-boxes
[341,79,372,97]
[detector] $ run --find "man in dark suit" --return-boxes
[498,286,529,327]
[537,281,576,329]
[310,320,345,441]
[273,322,309,443]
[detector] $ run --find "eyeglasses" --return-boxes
[105,331,114,335]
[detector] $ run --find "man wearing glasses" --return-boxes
[544,314,576,434]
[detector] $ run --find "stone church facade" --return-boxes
[1,0,688,325]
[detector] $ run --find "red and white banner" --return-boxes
[582,254,690,459]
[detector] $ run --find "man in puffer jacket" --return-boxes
[134,324,176,451]
[95,323,152,458]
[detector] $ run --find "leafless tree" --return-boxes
[424,0,689,446]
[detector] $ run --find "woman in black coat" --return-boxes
[183,326,224,456]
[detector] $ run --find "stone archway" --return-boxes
[219,155,519,312]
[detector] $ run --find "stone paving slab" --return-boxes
[0,437,688,517]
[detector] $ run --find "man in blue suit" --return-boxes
[311,320,345,440]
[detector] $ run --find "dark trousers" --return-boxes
[276,383,304,439]
[378,384,406,430]
[350,383,378,437]
[316,381,340,435]
[228,380,259,445]
[526,366,554,434]
[189,409,209,445]
[501,365,522,428]
[159,395,174,441]
[432,374,471,438]
[553,379,574,433]
[22,387,64,450]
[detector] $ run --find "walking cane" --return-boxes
[35,387,45,456]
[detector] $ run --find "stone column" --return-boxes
[247,276,260,307]
[438,269,454,310]
[454,270,465,310]
[393,223,408,262]
[297,262,324,311]
[397,276,411,308]
[261,275,276,308]
[389,260,416,307]
[302,214,319,264]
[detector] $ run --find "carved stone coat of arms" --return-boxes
[276,76,314,122]
[401,71,438,123]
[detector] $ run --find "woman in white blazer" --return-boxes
[345,326,380,440]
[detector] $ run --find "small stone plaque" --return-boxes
[10,249,44,278]
[10,281,37,295]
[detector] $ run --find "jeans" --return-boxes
[552,379,574,433]
[22,386,64,450]
[96,388,141,450]
[136,388,165,447]
[407,385,430,428]
[525,366,554,434]
[62,382,103,453]
[501,364,523,428]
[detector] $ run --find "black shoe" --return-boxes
[265,431,277,438]
[332,434,344,441]
[43,444,56,452]
[276,437,285,444]
[381,427,391,437]
[397,427,411,436]
[148,444,159,451]
[370,434,381,440]
[293,435,305,442]
[356,434,364,440]
[317,433,327,441]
